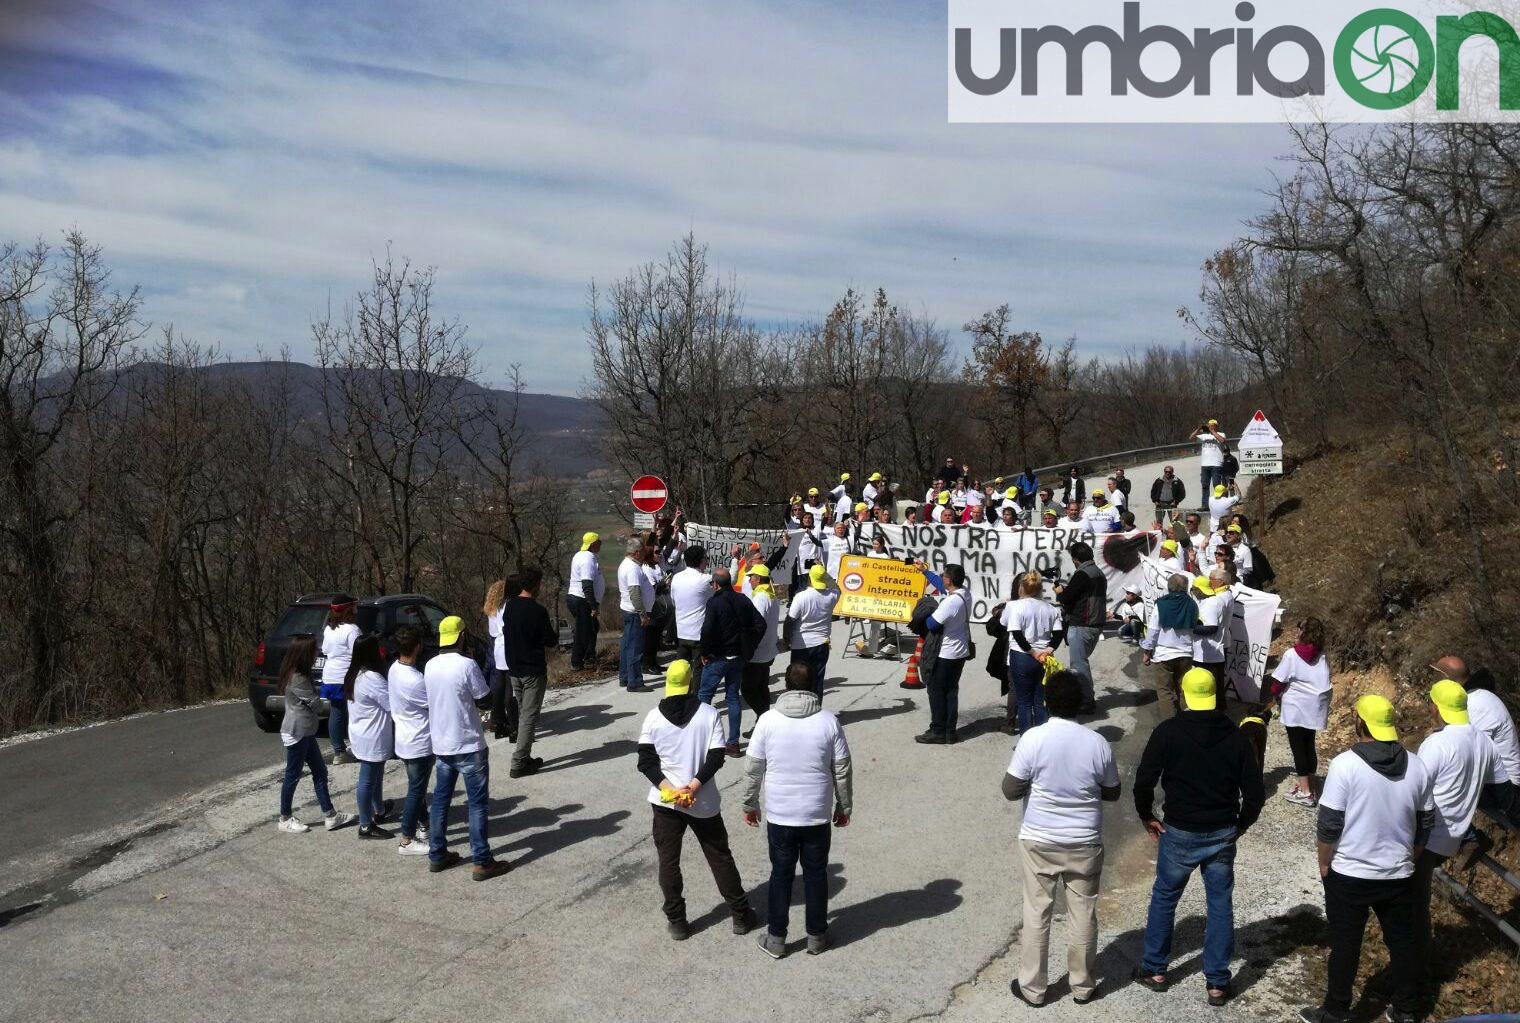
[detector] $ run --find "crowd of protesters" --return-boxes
[264,419,1516,1020]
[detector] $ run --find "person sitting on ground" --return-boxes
[1003,670,1121,1008]
[1134,668,1264,1008]
[743,661,853,960]
[1111,584,1144,644]
[1264,618,1332,808]
[637,659,758,941]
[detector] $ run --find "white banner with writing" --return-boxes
[1137,555,1280,701]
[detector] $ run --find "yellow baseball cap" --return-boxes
[937,491,950,505]
[747,563,770,579]
[840,472,851,482]
[1042,507,1058,518]
[581,531,600,551]
[1208,418,1218,426]
[665,659,693,697]
[1430,680,1469,725]
[1161,539,1178,553]
[869,472,883,482]
[1181,667,1217,711]
[1192,575,1222,596]
[1227,524,1243,534]
[1214,484,1226,497]
[809,564,829,590]
[993,476,1004,485]
[1005,487,1019,501]
[1091,488,1105,498]
[439,615,465,647]
[808,487,819,497]
[1356,694,1399,741]
[854,501,868,513]
[790,494,801,504]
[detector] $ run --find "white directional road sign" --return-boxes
[1238,410,1283,474]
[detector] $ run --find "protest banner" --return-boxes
[1137,555,1280,701]
[684,522,802,576]
[834,556,927,623]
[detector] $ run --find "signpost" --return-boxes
[1238,410,1283,533]
[630,475,667,531]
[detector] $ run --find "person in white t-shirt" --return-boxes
[345,635,395,839]
[1001,571,1064,734]
[424,616,508,881]
[1412,680,1496,959]
[1190,572,1233,711]
[802,488,828,525]
[618,538,656,692]
[482,579,514,741]
[321,596,361,763]
[823,521,851,579]
[1140,573,1196,720]
[917,564,972,745]
[387,625,432,855]
[862,471,883,506]
[1223,524,1254,579]
[1106,477,1127,514]
[1207,483,1240,531]
[832,474,853,524]
[567,532,605,670]
[1265,618,1333,807]
[742,661,853,958]
[743,565,782,716]
[670,546,714,664]
[636,659,757,940]
[787,564,839,698]
[1003,671,1120,1007]
[1192,418,1227,509]
[1433,658,1520,827]
[1305,695,1434,1023]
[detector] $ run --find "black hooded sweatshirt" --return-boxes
[636,693,727,788]
[1135,710,1265,834]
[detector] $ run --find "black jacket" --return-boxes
[1057,561,1107,628]
[1150,476,1186,505]
[1134,710,1265,835]
[699,587,765,661]
[1060,475,1086,506]
[502,596,556,674]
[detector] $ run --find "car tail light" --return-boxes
[255,642,266,668]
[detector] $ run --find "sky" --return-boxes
[0,0,1294,396]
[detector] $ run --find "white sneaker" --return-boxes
[278,817,309,834]
[398,840,429,856]
[1284,789,1318,807]
[324,811,356,831]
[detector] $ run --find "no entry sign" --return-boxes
[630,475,668,514]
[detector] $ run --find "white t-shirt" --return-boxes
[640,702,725,819]
[423,651,489,757]
[1228,541,1254,578]
[569,549,605,603]
[1199,433,1223,467]
[321,622,360,695]
[1140,601,1193,662]
[388,660,431,760]
[933,590,972,659]
[750,589,781,663]
[1002,597,1061,654]
[835,494,852,522]
[1273,648,1333,730]
[1109,488,1127,511]
[617,557,654,615]
[748,705,850,827]
[862,483,879,504]
[1320,749,1434,880]
[348,669,394,763]
[1081,504,1120,533]
[1008,717,1119,846]
[798,529,821,565]
[1466,688,1520,785]
[788,587,838,650]
[1192,592,1231,662]
[1418,725,1497,857]
[1208,494,1240,531]
[670,567,713,642]
[487,607,508,671]
[824,534,850,578]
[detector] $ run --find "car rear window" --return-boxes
[275,605,329,639]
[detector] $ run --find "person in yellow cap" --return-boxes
[1080,487,1119,533]
[1157,537,1186,575]
[1191,418,1227,509]
[423,615,509,880]
[831,475,853,524]
[1039,506,1059,528]
[1222,523,1254,581]
[1207,480,1239,532]
[863,471,884,505]
[787,564,839,698]
[803,487,828,523]
[1133,666,1264,1006]
[637,659,758,940]
[1305,695,1435,1023]
[1190,571,1234,712]
[1263,618,1332,808]
[567,532,605,670]
[742,564,779,715]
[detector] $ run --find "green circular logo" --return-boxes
[1335,9,1434,109]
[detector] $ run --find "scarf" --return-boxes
[753,582,774,600]
[1157,591,1198,631]
[1294,642,1321,663]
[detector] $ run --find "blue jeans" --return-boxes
[327,698,348,755]
[401,755,433,839]
[789,644,829,698]
[1199,465,1220,508]
[620,615,645,688]
[698,657,744,743]
[280,736,334,818]
[356,759,386,828]
[1065,626,1100,706]
[1008,651,1048,733]
[767,822,832,938]
[430,749,493,866]
[1142,825,1238,989]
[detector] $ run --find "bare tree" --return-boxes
[963,305,1047,465]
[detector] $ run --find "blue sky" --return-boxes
[0,0,1292,396]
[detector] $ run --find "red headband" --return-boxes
[330,600,357,611]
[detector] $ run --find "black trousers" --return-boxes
[488,665,517,738]
[741,661,773,715]
[651,806,751,923]
[676,639,701,665]
[1479,779,1520,827]
[567,595,598,668]
[1285,725,1318,777]
[1321,870,1420,1017]
[928,656,966,737]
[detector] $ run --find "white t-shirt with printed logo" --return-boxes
[1417,724,1497,858]
[1199,433,1223,468]
[1320,749,1434,880]
[640,702,725,819]
[1008,717,1119,846]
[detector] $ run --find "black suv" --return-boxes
[248,593,469,732]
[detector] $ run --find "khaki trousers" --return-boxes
[1152,656,1192,720]
[1019,840,1105,1002]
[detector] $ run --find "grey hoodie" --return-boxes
[280,671,320,741]
[742,689,853,818]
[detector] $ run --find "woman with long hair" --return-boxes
[277,635,354,833]
[1266,617,1332,807]
[321,596,361,763]
[345,635,395,838]
[483,578,516,741]
[1001,571,1065,735]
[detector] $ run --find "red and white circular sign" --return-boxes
[841,571,865,593]
[630,475,668,514]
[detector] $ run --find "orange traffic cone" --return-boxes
[900,637,925,689]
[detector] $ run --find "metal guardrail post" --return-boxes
[1433,868,1520,948]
